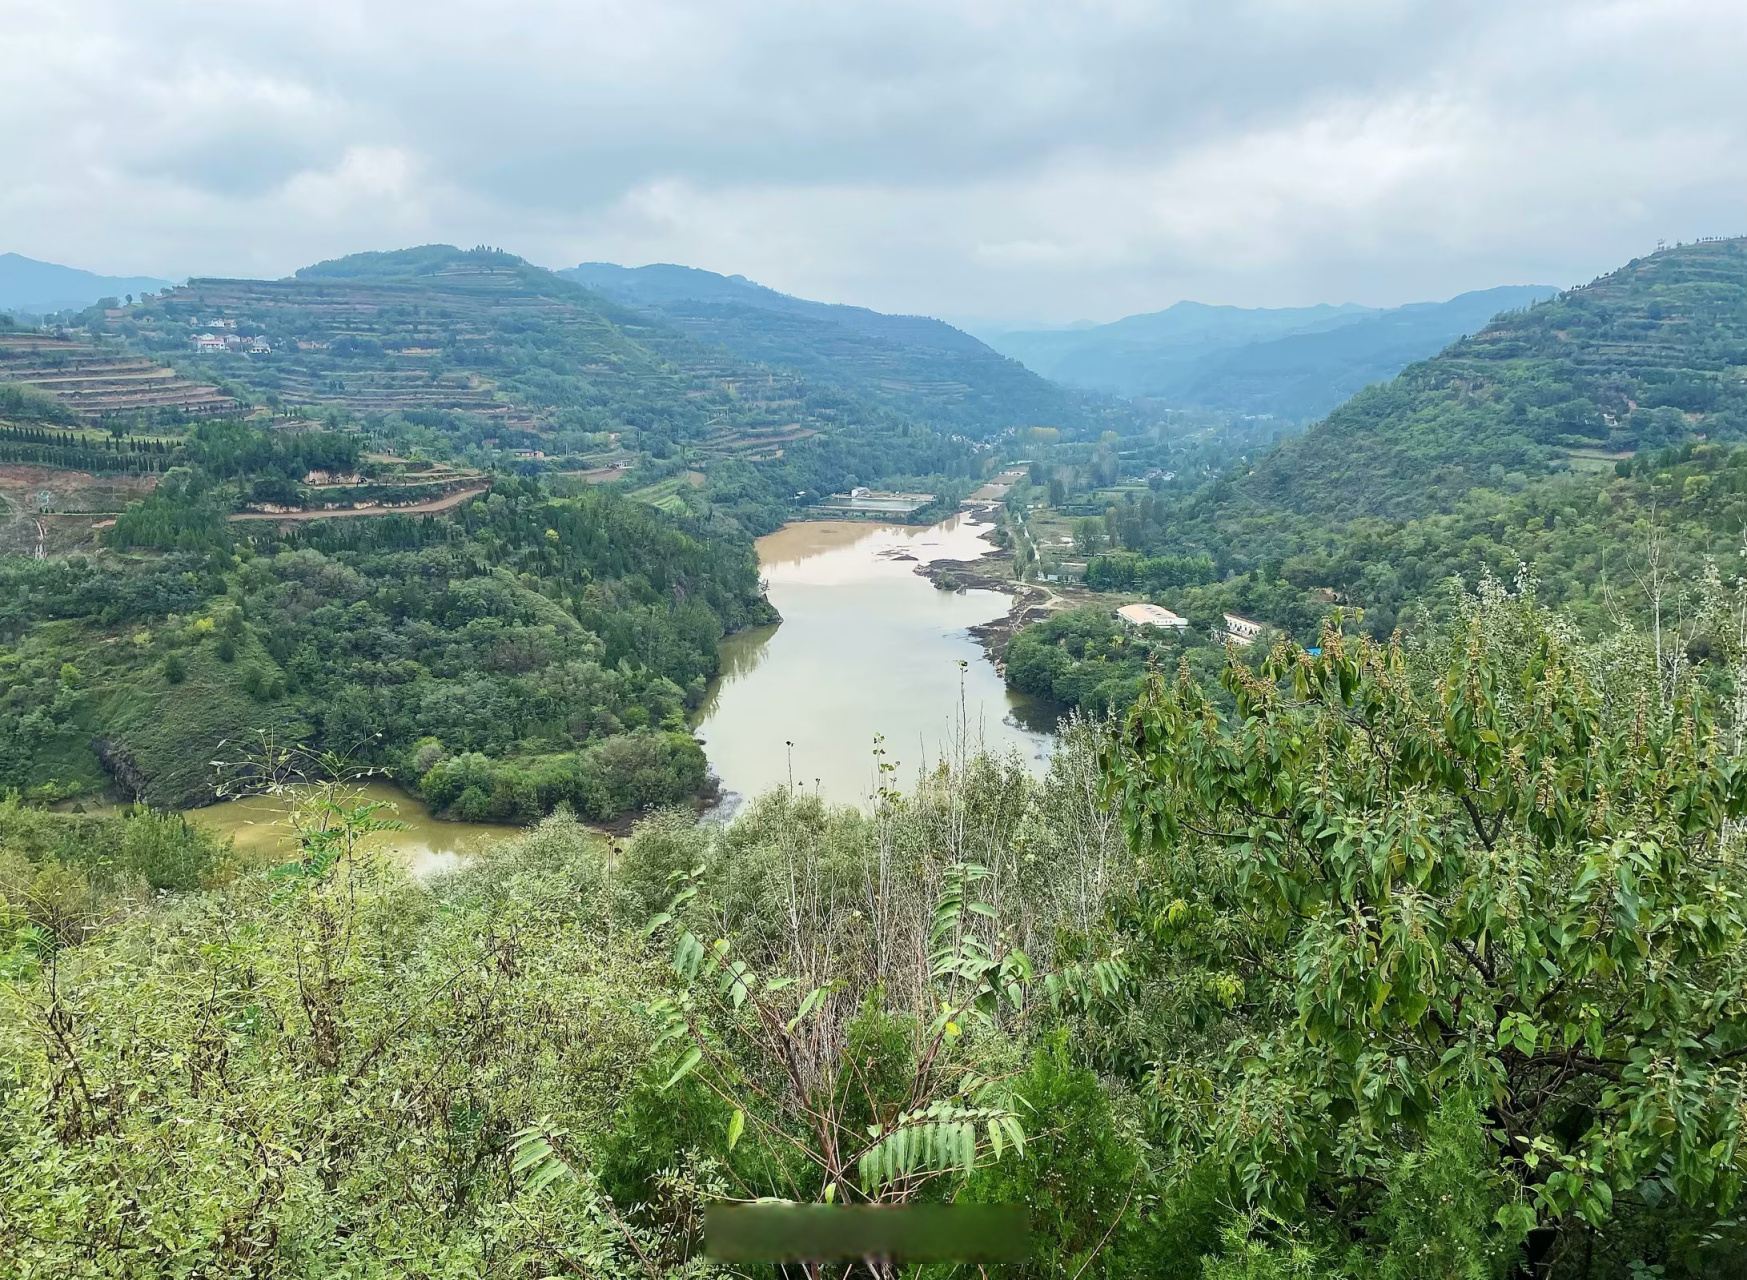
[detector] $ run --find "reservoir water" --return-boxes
[186,781,521,878]
[694,514,1055,810]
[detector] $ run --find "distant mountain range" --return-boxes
[978,286,1558,421]
[561,262,1090,434]
[0,252,174,316]
[8,247,1564,435]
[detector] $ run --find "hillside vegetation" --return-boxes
[0,330,236,422]
[1,467,769,818]
[1003,239,1747,710]
[564,260,1089,435]
[74,246,1009,532]
[124,247,841,461]
[6,590,1747,1277]
[1241,241,1747,518]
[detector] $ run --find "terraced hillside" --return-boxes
[564,260,1087,436]
[102,248,874,469]
[1231,238,1747,519]
[0,331,235,420]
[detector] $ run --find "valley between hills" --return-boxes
[7,235,1747,1277]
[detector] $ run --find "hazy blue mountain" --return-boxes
[981,286,1556,419]
[0,252,174,316]
[563,262,994,354]
[977,301,1378,392]
[1175,286,1559,420]
[561,261,1089,433]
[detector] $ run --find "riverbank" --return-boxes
[911,503,1057,674]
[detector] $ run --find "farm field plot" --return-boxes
[0,333,235,419]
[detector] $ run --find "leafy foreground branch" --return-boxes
[1103,585,1747,1277]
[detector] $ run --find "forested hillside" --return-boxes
[1241,240,1747,518]
[69,246,998,534]
[563,260,1091,436]
[984,286,1553,418]
[1,465,770,819]
[1003,239,1747,713]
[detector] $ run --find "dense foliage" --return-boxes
[1,476,770,818]
[1006,608,1229,717]
[6,590,1746,1276]
[1098,585,1747,1277]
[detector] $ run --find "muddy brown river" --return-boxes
[694,514,1055,810]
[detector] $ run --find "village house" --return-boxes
[1223,613,1264,645]
[191,333,227,353]
[249,337,271,354]
[1116,602,1190,630]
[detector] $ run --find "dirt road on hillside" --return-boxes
[227,485,489,522]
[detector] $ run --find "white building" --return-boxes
[1116,602,1190,630]
[1223,613,1264,645]
[249,337,272,354]
[191,333,226,353]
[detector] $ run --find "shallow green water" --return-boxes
[186,781,521,877]
[694,514,1056,811]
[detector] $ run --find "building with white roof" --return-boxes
[1223,613,1264,645]
[1116,602,1189,630]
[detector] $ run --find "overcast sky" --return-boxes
[3,0,1744,325]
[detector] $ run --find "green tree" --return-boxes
[1102,590,1747,1270]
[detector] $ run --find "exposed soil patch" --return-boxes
[0,464,159,554]
[909,504,1058,670]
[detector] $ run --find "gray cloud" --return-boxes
[2,0,1742,322]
